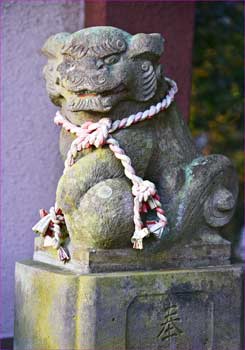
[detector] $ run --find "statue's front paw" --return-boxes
[63,178,134,249]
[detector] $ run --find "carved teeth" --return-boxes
[78,90,97,94]
[76,84,126,98]
[77,90,98,98]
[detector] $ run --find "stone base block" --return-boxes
[33,234,231,273]
[14,261,243,350]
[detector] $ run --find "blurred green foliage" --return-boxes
[190,2,244,244]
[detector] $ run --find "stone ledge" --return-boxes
[33,234,231,273]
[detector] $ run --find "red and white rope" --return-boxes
[33,77,178,261]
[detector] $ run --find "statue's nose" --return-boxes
[96,59,104,70]
[80,57,104,70]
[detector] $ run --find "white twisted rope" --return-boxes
[32,206,70,261]
[33,77,178,261]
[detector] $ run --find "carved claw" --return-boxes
[204,188,237,228]
[216,189,235,211]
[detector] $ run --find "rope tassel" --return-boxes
[33,78,178,259]
[131,228,150,250]
[32,206,69,262]
[32,213,53,236]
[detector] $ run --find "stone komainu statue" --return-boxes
[36,26,238,262]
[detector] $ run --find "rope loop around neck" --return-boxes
[33,77,178,262]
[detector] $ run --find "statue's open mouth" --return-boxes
[75,84,126,98]
[67,83,128,112]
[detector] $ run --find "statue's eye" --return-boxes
[104,54,120,65]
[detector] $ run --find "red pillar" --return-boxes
[85,1,195,120]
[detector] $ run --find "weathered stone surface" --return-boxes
[33,233,231,273]
[14,261,243,350]
[39,26,239,256]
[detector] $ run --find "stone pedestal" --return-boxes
[14,261,243,350]
[33,234,231,273]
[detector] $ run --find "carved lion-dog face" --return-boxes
[42,26,164,112]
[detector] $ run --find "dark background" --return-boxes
[190,1,244,253]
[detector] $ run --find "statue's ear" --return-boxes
[128,33,164,60]
[41,32,70,58]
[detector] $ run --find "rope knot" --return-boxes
[79,118,112,149]
[132,180,156,203]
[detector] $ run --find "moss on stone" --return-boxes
[15,261,243,350]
